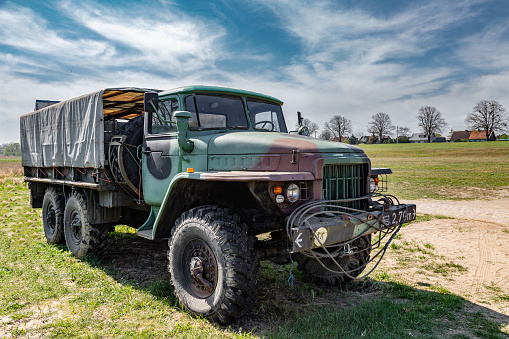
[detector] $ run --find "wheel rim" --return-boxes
[44,203,56,233]
[69,210,82,246]
[182,239,218,298]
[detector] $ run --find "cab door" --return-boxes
[142,97,181,208]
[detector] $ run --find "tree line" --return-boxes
[0,143,21,156]
[300,99,508,143]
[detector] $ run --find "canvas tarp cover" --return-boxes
[20,89,105,169]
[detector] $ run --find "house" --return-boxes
[449,130,470,142]
[469,130,496,142]
[358,136,371,143]
[409,133,446,143]
[409,133,428,143]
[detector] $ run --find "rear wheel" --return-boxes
[63,191,109,259]
[42,187,65,244]
[295,235,371,284]
[168,206,259,324]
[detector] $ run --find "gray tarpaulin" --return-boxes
[20,89,105,169]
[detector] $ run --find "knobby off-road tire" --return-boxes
[168,206,260,325]
[110,115,144,194]
[63,191,110,259]
[295,234,372,285]
[42,187,65,244]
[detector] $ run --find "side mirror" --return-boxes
[144,92,159,113]
[298,126,309,136]
[174,111,194,152]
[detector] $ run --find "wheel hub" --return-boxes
[183,240,218,298]
[45,206,56,231]
[69,211,82,245]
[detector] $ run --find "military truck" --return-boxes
[21,86,416,324]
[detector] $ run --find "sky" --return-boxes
[1,0,508,143]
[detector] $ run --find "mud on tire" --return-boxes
[42,187,65,245]
[63,191,110,259]
[168,205,260,325]
[295,234,372,285]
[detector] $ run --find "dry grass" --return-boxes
[0,157,22,178]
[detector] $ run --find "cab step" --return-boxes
[136,228,154,240]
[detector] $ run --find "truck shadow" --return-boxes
[85,230,509,338]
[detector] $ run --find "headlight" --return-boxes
[369,177,379,193]
[286,183,300,203]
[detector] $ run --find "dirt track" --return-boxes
[386,198,509,316]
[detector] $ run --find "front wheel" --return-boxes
[168,206,259,325]
[295,234,372,285]
[63,191,109,259]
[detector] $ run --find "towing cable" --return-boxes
[286,195,408,285]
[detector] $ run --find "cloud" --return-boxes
[0,1,227,77]
[59,0,226,73]
[1,0,508,144]
[252,0,479,84]
[0,5,114,62]
[457,24,509,70]
[238,0,507,133]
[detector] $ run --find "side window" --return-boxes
[253,111,281,131]
[247,99,286,132]
[150,99,178,134]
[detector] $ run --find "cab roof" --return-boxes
[159,85,283,105]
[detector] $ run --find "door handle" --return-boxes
[142,147,152,154]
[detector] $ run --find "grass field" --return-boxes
[1,144,509,338]
[362,141,509,200]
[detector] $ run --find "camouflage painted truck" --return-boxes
[21,86,416,324]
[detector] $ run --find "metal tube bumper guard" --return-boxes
[288,199,417,253]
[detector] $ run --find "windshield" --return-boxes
[184,94,248,130]
[247,99,287,132]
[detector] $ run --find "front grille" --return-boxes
[322,163,368,211]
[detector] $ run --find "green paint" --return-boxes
[174,111,194,153]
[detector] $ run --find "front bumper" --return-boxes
[288,201,416,253]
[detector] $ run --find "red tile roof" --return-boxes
[469,130,489,140]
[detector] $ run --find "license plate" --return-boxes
[381,204,416,227]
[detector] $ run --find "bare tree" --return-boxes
[324,115,352,141]
[354,131,364,139]
[395,126,411,143]
[367,113,394,143]
[397,126,411,138]
[465,100,508,140]
[417,106,447,142]
[319,129,332,140]
[296,118,319,136]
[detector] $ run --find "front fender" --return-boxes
[141,171,315,239]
